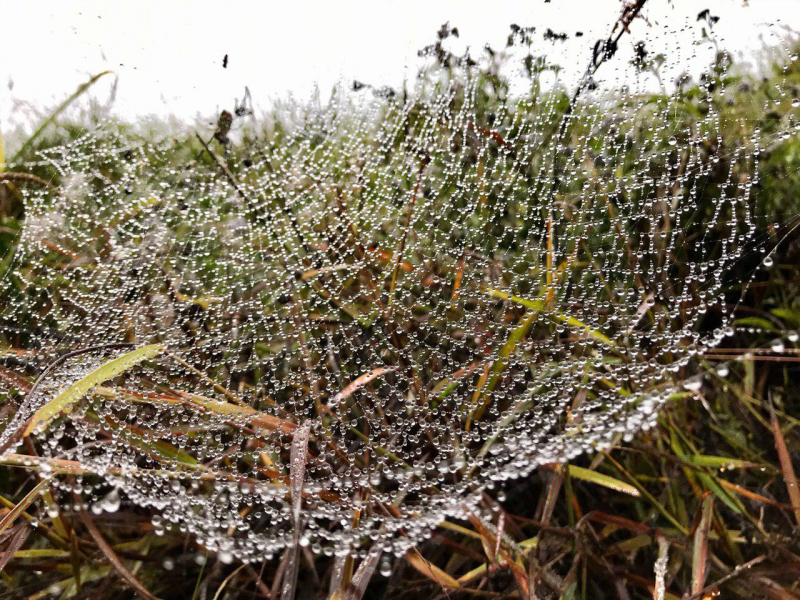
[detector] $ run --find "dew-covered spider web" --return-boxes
[0,30,796,567]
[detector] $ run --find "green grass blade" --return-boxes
[24,344,164,437]
[12,71,113,162]
[487,288,614,346]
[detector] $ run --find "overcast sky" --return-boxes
[0,0,795,132]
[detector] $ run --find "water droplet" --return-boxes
[684,377,703,392]
[100,489,120,513]
[380,558,392,577]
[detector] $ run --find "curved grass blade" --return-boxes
[330,366,396,406]
[12,71,114,162]
[24,344,164,437]
[0,524,30,574]
[0,172,57,191]
[78,508,158,600]
[345,551,383,600]
[691,495,713,595]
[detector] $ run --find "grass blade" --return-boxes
[172,390,296,434]
[406,549,460,589]
[345,551,382,600]
[691,495,713,595]
[87,411,198,467]
[0,172,57,191]
[771,406,800,526]
[0,524,29,573]
[564,465,641,497]
[489,288,614,346]
[282,424,310,600]
[290,424,310,525]
[0,478,50,536]
[24,344,164,437]
[330,367,396,407]
[212,564,246,600]
[654,536,669,600]
[686,455,759,470]
[12,71,113,162]
[78,508,158,600]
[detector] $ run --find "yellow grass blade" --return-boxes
[406,550,460,589]
[24,344,164,437]
[565,465,641,497]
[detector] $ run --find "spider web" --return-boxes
[0,47,783,563]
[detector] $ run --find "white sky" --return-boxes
[0,0,796,132]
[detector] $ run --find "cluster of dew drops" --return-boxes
[1,33,799,568]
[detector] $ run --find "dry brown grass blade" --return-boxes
[0,524,30,573]
[78,508,158,600]
[586,511,653,535]
[368,248,413,273]
[330,366,396,405]
[166,349,244,406]
[462,508,530,597]
[771,406,800,526]
[405,549,460,589]
[718,479,786,509]
[691,494,713,595]
[0,364,33,393]
[211,564,247,600]
[545,213,554,306]
[451,249,467,301]
[173,390,295,434]
[0,172,57,191]
[467,123,516,154]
